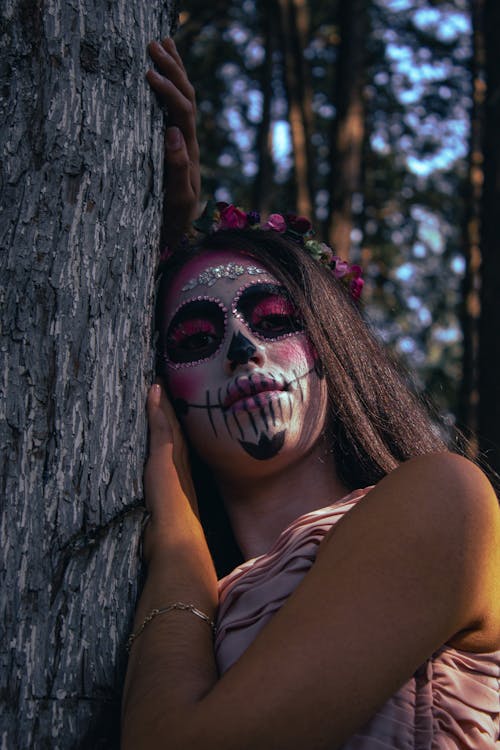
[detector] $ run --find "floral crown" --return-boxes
[162,199,364,301]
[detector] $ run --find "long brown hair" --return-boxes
[157,229,448,573]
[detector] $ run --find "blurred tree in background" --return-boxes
[175,0,500,474]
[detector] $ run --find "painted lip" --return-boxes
[223,376,286,410]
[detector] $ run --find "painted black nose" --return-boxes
[227,331,256,366]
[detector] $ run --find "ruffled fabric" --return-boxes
[215,488,500,748]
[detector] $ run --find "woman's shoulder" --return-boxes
[324,451,500,652]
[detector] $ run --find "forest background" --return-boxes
[1,0,498,747]
[176,0,500,473]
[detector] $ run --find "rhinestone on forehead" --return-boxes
[181,263,267,292]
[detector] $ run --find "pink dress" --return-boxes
[215,488,500,748]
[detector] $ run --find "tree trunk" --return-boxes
[478,0,500,475]
[253,0,275,214]
[457,0,484,450]
[0,1,178,747]
[326,0,368,259]
[276,0,315,216]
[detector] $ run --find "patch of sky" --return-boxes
[271,95,288,119]
[215,186,232,203]
[411,207,445,254]
[407,295,420,310]
[374,71,390,86]
[317,103,336,119]
[273,121,293,181]
[224,23,250,46]
[418,306,432,326]
[224,106,253,151]
[379,0,414,13]
[432,325,461,344]
[246,90,263,124]
[394,262,415,282]
[386,43,413,64]
[272,120,292,161]
[219,62,239,80]
[398,336,416,354]
[315,189,329,222]
[231,77,247,97]
[246,39,265,67]
[406,143,465,177]
[370,132,390,155]
[218,153,235,168]
[351,227,363,243]
[413,7,471,43]
[398,87,423,105]
[450,255,465,275]
[242,159,258,177]
[412,242,427,258]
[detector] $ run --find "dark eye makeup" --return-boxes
[236,283,303,339]
[166,300,226,364]
[165,285,303,365]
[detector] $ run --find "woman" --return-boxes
[121,39,500,749]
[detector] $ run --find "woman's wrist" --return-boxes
[143,531,218,602]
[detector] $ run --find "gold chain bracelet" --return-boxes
[127,602,216,652]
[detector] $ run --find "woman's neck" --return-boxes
[214,440,349,561]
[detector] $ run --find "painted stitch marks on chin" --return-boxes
[171,366,318,457]
[238,431,286,460]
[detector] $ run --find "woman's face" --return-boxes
[161,250,329,477]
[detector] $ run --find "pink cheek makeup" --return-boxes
[267,335,315,371]
[167,369,203,403]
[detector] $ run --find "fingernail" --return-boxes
[166,126,182,150]
[151,383,161,405]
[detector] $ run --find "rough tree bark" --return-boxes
[478,0,500,475]
[0,1,178,747]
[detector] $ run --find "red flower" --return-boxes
[350,277,364,300]
[287,214,312,234]
[350,264,362,279]
[220,204,248,229]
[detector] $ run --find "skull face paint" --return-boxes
[161,250,328,475]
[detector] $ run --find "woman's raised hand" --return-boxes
[143,383,200,566]
[147,38,201,243]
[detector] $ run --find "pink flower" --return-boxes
[264,213,287,232]
[220,204,248,229]
[350,277,364,300]
[332,257,350,278]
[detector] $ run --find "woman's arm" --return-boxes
[121,385,500,750]
[121,385,219,745]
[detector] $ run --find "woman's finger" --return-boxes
[161,37,188,75]
[163,127,198,225]
[146,70,198,151]
[147,383,175,453]
[148,41,195,104]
